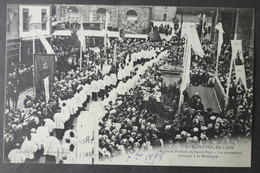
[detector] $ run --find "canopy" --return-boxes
[53,30,72,37]
[77,29,119,38]
[125,33,148,40]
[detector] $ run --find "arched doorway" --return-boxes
[96,8,107,22]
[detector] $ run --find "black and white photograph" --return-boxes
[3,4,254,167]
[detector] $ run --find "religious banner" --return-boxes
[33,54,55,98]
[231,40,248,90]
[43,76,50,102]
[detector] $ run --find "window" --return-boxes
[163,14,167,21]
[96,8,107,14]
[41,9,47,30]
[126,10,137,16]
[67,6,79,13]
[96,8,107,21]
[126,10,138,21]
[22,8,29,32]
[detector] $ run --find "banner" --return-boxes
[78,16,86,52]
[180,36,191,92]
[43,76,50,102]
[34,54,55,98]
[215,22,224,57]
[78,32,86,52]
[179,35,191,112]
[215,22,224,75]
[231,40,248,90]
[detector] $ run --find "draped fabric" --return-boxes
[180,37,192,93]
[215,22,224,57]
[181,23,204,57]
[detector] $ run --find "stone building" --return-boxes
[53,5,178,34]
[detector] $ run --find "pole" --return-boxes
[79,15,83,71]
[80,43,82,71]
[234,9,239,40]
[225,9,239,109]
[213,8,219,44]
[178,35,188,114]
[215,29,221,77]
[201,14,205,39]
[225,54,233,109]
[33,26,35,54]
[32,25,36,98]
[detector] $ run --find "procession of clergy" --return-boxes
[6,38,170,164]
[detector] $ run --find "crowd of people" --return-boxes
[189,40,216,87]
[6,62,33,110]
[97,40,253,161]
[4,36,172,163]
[4,26,253,164]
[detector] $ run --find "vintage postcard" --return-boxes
[3,4,254,167]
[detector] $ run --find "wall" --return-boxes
[19,5,51,38]
[236,9,254,49]
[88,5,119,28]
[118,6,151,34]
[152,6,177,21]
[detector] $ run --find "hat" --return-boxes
[207,123,213,129]
[175,134,181,139]
[181,131,187,136]
[193,127,199,132]
[196,110,203,113]
[201,126,207,131]
[216,117,223,123]
[193,136,199,141]
[30,128,36,133]
[210,116,216,121]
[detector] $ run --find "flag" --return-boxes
[180,37,191,92]
[215,22,224,57]
[34,54,55,98]
[215,22,224,76]
[181,24,204,57]
[78,16,86,52]
[78,32,86,52]
[178,36,192,113]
